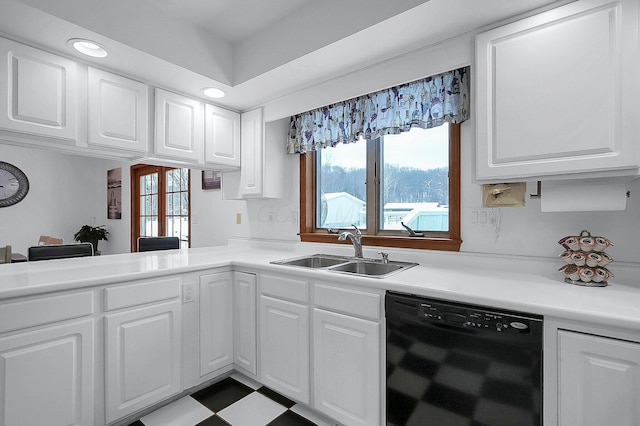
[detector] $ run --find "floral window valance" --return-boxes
[287,66,470,154]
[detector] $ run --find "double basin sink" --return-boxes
[271,254,418,278]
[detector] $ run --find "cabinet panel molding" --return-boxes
[88,67,148,152]
[0,37,77,142]
[105,300,182,423]
[104,277,181,311]
[199,272,233,377]
[261,273,308,303]
[259,295,309,403]
[0,319,94,426]
[204,104,240,168]
[314,283,381,320]
[313,308,380,426]
[475,0,639,180]
[154,88,203,162]
[558,329,640,426]
[0,291,93,334]
[233,272,257,374]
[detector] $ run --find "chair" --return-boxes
[0,245,11,264]
[137,236,180,252]
[38,235,63,245]
[28,243,94,261]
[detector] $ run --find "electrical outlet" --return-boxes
[182,282,195,303]
[236,213,241,224]
[469,207,502,241]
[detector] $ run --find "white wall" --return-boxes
[189,172,250,247]
[216,32,640,264]
[0,144,130,255]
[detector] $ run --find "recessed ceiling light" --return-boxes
[203,87,225,98]
[68,38,108,58]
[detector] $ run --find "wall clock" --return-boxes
[0,161,29,207]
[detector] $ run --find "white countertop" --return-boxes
[1,240,638,332]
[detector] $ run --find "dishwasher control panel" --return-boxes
[419,301,534,333]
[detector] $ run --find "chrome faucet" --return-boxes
[338,224,363,258]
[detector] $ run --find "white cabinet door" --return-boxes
[222,113,289,200]
[239,107,264,196]
[476,0,640,180]
[0,37,77,143]
[233,271,257,375]
[313,309,380,426]
[0,319,94,426]
[205,104,240,168]
[558,330,640,426]
[199,272,233,377]
[154,88,203,162]
[260,295,309,403]
[105,300,182,423]
[88,67,148,153]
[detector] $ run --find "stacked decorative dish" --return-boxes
[558,230,613,287]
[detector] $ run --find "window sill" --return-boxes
[299,233,462,252]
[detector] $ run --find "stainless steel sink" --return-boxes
[328,259,417,278]
[328,260,403,276]
[270,254,351,269]
[271,254,418,278]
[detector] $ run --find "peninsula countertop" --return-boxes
[0,240,638,333]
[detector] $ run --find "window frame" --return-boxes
[130,164,191,252]
[298,123,461,251]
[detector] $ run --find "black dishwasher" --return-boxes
[385,291,543,426]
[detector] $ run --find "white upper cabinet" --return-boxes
[239,107,264,196]
[154,88,204,163]
[87,67,148,153]
[0,37,77,143]
[223,110,289,199]
[205,104,240,168]
[476,0,640,181]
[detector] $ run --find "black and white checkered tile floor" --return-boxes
[127,373,335,426]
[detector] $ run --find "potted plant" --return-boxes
[74,224,109,254]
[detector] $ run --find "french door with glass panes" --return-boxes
[131,165,190,251]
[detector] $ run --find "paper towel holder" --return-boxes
[530,181,542,199]
[530,181,631,200]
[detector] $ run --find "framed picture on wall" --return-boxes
[202,170,222,190]
[107,168,122,219]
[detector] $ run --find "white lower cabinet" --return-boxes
[233,271,257,375]
[199,272,233,377]
[557,329,640,426]
[105,299,182,423]
[312,282,382,426]
[313,309,380,426]
[260,294,310,403]
[0,319,94,426]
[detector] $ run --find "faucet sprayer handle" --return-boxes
[351,224,362,236]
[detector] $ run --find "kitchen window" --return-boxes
[299,123,461,251]
[131,165,190,251]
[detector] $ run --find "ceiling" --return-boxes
[0,0,564,112]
